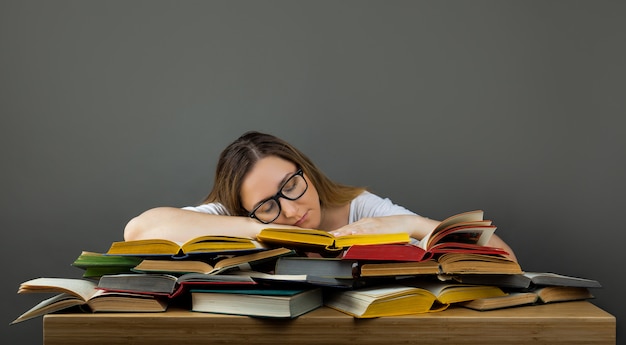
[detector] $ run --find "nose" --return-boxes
[279,198,299,219]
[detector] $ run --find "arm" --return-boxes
[124,207,270,243]
[329,214,440,240]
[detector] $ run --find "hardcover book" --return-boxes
[191,288,323,318]
[106,235,266,258]
[132,247,296,275]
[342,210,507,262]
[257,228,410,253]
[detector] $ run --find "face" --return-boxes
[240,156,321,229]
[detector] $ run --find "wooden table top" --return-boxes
[43,301,616,345]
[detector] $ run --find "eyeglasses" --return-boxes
[248,169,308,224]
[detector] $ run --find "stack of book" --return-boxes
[11,210,602,324]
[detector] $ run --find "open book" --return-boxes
[324,282,505,318]
[257,228,410,253]
[357,252,522,277]
[106,235,266,258]
[97,272,260,297]
[97,249,299,296]
[132,247,296,275]
[342,210,506,262]
[419,210,496,251]
[11,278,167,324]
[323,284,445,318]
[461,286,595,311]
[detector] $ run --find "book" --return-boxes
[406,281,508,305]
[355,253,521,277]
[72,251,144,278]
[342,242,509,262]
[106,235,266,258]
[97,274,181,296]
[359,260,441,277]
[342,210,506,262]
[257,228,410,253]
[437,253,523,274]
[274,257,358,279]
[460,292,540,311]
[323,284,447,318]
[534,286,594,303]
[227,270,369,289]
[461,286,595,311]
[419,210,498,250]
[191,288,323,318]
[97,272,259,297]
[11,278,167,324]
[132,247,296,275]
[449,271,602,289]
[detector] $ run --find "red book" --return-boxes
[342,242,509,262]
[343,210,509,262]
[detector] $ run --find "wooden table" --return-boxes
[43,301,615,345]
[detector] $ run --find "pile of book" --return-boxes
[11,210,601,324]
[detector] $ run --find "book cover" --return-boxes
[274,257,358,279]
[450,272,602,289]
[191,288,323,318]
[72,251,144,278]
[324,284,446,318]
[257,228,410,253]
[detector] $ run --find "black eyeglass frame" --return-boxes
[248,169,308,224]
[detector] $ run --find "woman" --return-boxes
[124,131,517,261]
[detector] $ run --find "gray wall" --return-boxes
[2,1,624,343]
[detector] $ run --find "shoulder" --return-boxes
[349,191,416,222]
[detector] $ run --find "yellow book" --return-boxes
[106,235,265,257]
[257,228,410,253]
[324,284,447,318]
[413,282,507,305]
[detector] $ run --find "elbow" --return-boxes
[123,216,143,241]
[123,207,176,241]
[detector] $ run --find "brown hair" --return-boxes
[203,131,365,216]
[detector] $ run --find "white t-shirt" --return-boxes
[182,191,416,222]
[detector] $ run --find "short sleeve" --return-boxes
[182,203,231,216]
[348,191,417,223]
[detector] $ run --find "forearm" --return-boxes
[329,215,440,239]
[123,207,267,242]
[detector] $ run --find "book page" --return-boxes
[18,278,98,301]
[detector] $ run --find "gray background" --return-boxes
[2,1,624,343]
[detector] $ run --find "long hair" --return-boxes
[203,131,365,216]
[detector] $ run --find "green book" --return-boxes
[72,251,143,278]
